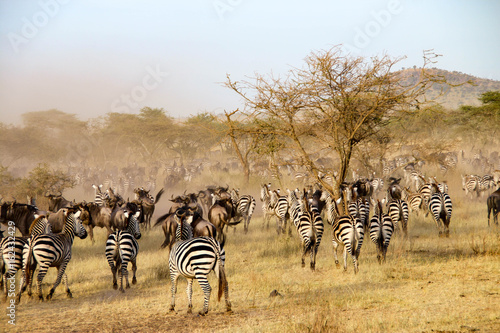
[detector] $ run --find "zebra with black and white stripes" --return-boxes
[1,216,52,299]
[369,200,394,263]
[387,199,409,237]
[230,189,256,234]
[92,184,110,206]
[428,184,453,237]
[328,198,364,274]
[332,213,364,274]
[17,209,87,302]
[294,189,324,270]
[168,236,231,315]
[260,183,276,230]
[273,189,290,235]
[105,211,141,292]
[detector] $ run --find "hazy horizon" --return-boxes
[1,0,499,126]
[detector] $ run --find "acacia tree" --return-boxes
[225,47,453,196]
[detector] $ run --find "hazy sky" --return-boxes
[1,0,499,125]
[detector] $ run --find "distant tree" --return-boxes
[453,90,500,145]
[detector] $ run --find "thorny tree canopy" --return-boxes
[225,47,454,196]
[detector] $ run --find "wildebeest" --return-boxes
[184,205,217,240]
[208,197,240,245]
[45,193,73,213]
[110,201,142,235]
[0,202,41,237]
[133,187,164,229]
[154,208,192,250]
[487,185,500,226]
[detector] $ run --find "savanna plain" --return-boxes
[2,177,499,333]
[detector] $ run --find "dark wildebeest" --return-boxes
[106,188,125,210]
[487,185,500,226]
[208,198,240,245]
[197,186,216,218]
[110,201,142,237]
[154,208,192,250]
[133,188,164,229]
[80,202,113,242]
[184,205,217,240]
[0,202,42,237]
[45,193,73,213]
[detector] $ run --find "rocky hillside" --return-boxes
[399,68,500,109]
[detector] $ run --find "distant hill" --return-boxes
[398,68,500,110]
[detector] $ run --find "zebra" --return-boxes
[1,216,52,299]
[17,209,87,302]
[92,184,110,206]
[403,188,425,216]
[428,184,453,237]
[169,236,231,315]
[230,189,256,234]
[348,195,369,232]
[260,183,277,230]
[461,175,481,198]
[369,200,395,264]
[105,211,141,292]
[328,198,364,273]
[294,189,324,270]
[332,213,364,274]
[273,189,290,235]
[387,199,409,237]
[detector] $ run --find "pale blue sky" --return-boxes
[1,0,499,125]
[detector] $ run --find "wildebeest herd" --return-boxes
[0,169,499,315]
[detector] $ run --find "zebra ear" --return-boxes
[134,211,140,218]
[124,211,129,218]
[74,210,81,219]
[335,197,342,205]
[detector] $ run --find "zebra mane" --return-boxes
[29,214,49,235]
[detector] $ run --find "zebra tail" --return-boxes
[217,253,227,302]
[24,239,34,288]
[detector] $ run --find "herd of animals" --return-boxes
[0,168,499,315]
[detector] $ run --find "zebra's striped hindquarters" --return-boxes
[168,237,231,315]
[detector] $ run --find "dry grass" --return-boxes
[2,191,499,333]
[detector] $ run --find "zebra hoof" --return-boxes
[113,284,118,290]
[119,288,125,293]
[198,310,208,316]
[187,307,192,314]
[67,291,73,298]
[39,295,44,302]
[169,306,175,313]
[132,277,137,285]
[126,284,130,289]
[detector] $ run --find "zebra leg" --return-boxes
[195,273,211,316]
[131,258,137,285]
[186,278,194,314]
[169,272,179,312]
[310,247,316,271]
[47,262,68,300]
[343,247,348,272]
[106,253,118,290]
[120,260,129,292]
[332,240,340,268]
[36,263,51,301]
[63,273,72,298]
